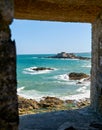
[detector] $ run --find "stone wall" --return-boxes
[0,1,102,130]
[0,0,18,129]
[91,14,102,114]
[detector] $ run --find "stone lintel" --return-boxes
[14,0,102,23]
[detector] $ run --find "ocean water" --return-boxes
[17,53,91,101]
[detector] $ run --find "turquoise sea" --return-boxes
[17,53,91,101]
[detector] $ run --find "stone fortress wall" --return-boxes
[0,0,102,129]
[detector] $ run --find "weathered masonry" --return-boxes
[0,0,102,129]
[0,0,18,130]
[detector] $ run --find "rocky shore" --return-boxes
[18,96,90,115]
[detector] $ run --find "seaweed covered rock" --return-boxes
[18,96,40,114]
[39,96,64,108]
[69,72,89,80]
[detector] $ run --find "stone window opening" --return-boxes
[10,19,91,116]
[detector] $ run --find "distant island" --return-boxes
[48,52,91,60]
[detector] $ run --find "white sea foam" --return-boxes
[23,66,55,75]
[17,89,58,101]
[82,64,91,68]
[17,86,25,92]
[60,90,90,101]
[76,86,87,93]
[18,90,90,101]
[86,65,91,68]
[78,77,90,86]
[54,74,77,85]
[83,65,91,68]
[55,74,69,81]
[17,84,90,102]
[54,74,91,86]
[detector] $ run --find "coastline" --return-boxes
[17,53,91,115]
[18,95,90,115]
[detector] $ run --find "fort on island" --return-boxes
[1,0,102,130]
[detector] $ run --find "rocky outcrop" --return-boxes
[51,52,76,59]
[49,52,90,60]
[32,67,54,71]
[69,72,89,80]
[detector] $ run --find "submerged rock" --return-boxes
[32,67,54,71]
[69,72,89,80]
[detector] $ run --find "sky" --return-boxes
[10,19,91,54]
